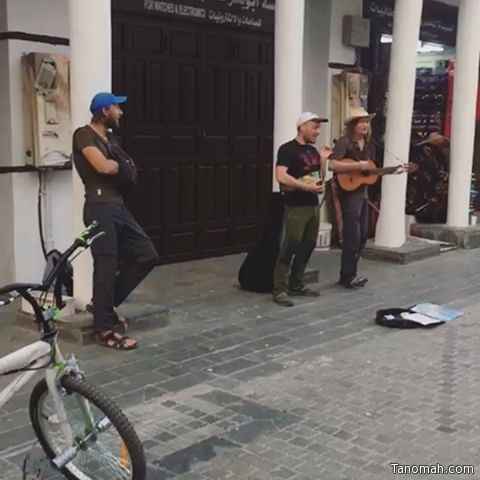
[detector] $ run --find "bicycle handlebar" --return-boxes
[43,221,102,288]
[76,220,101,245]
[0,222,103,331]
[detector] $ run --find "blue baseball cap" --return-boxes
[90,92,127,114]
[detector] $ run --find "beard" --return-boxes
[104,116,120,130]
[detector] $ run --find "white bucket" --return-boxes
[405,215,416,236]
[316,223,332,251]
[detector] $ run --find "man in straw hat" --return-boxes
[273,112,332,307]
[329,106,376,289]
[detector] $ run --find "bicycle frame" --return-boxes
[0,222,119,471]
[0,338,75,447]
[0,341,51,408]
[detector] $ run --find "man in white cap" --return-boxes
[273,112,332,307]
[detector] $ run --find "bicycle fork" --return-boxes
[45,368,77,469]
[46,361,113,470]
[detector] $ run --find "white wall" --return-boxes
[0,41,12,168]
[302,0,362,146]
[0,1,14,283]
[1,0,72,284]
[303,0,333,147]
[0,175,14,283]
[6,0,69,37]
[329,0,363,67]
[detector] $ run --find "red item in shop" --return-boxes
[444,60,480,138]
[444,60,454,138]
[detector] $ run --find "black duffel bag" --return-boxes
[375,307,444,329]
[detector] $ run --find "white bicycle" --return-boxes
[0,222,146,480]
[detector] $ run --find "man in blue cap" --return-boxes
[72,92,159,350]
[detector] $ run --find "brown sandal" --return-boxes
[95,330,138,351]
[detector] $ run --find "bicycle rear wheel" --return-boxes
[29,374,146,480]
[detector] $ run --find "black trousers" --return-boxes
[83,203,159,331]
[339,193,369,282]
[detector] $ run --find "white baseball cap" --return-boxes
[296,111,328,127]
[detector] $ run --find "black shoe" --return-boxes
[273,292,294,307]
[339,276,368,289]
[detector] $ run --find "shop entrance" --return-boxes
[363,0,461,226]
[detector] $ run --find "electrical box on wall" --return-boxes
[22,53,71,167]
[343,16,371,48]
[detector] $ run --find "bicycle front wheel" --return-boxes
[29,374,146,480]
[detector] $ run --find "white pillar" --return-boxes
[273,0,305,191]
[447,0,480,227]
[69,0,112,308]
[375,0,423,248]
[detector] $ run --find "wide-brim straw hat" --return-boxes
[344,107,376,125]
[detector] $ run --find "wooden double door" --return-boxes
[112,12,274,263]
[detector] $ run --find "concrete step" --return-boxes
[411,224,480,249]
[361,237,441,264]
[17,303,170,345]
[304,268,319,284]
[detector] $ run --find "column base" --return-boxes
[362,237,441,264]
[17,303,169,345]
[411,224,480,249]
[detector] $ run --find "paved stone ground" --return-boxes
[1,247,480,479]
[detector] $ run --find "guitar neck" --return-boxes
[371,167,398,176]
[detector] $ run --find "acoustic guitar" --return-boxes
[336,159,410,192]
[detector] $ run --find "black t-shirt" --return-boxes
[277,139,321,206]
[332,135,376,197]
[73,126,123,204]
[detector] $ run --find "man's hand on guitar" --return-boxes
[303,181,325,194]
[393,163,415,175]
[359,160,371,171]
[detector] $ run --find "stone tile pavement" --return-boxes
[1,247,480,479]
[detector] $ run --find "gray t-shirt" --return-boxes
[73,126,123,204]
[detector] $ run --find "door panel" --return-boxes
[113,13,273,262]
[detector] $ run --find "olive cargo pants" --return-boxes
[273,205,319,295]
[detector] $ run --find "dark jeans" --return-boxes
[273,205,319,295]
[339,193,368,282]
[83,203,159,331]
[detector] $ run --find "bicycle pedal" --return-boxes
[52,447,77,469]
